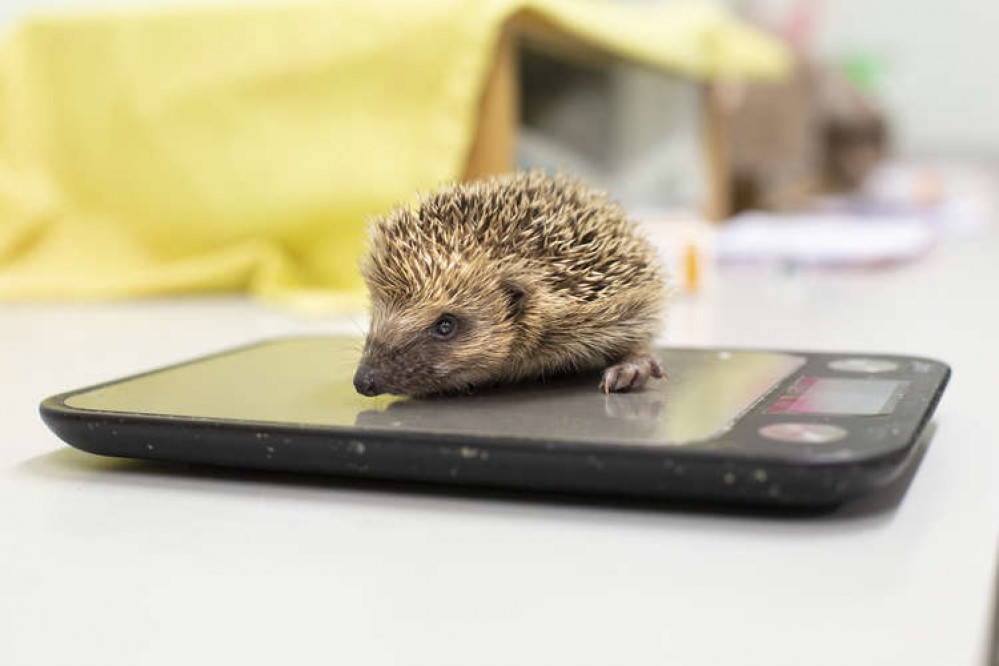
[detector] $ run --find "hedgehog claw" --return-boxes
[600,367,619,394]
[600,355,665,393]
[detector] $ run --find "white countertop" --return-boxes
[1,233,997,666]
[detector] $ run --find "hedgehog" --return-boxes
[352,170,667,398]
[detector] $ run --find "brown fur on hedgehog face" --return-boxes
[356,253,536,397]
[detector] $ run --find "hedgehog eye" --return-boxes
[432,314,458,340]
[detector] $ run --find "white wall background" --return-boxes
[769,0,999,160]
[3,0,998,160]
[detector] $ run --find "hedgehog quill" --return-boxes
[353,171,667,397]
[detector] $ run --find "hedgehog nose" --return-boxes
[353,365,385,397]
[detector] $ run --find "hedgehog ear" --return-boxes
[500,278,529,320]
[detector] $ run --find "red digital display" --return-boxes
[769,377,908,416]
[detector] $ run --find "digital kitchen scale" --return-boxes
[40,337,949,507]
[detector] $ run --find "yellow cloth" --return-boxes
[0,0,787,312]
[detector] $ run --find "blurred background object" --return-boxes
[468,0,997,291]
[727,0,999,162]
[713,58,889,216]
[4,0,997,161]
[0,0,786,309]
[515,44,707,214]
[0,0,995,307]
[707,0,997,272]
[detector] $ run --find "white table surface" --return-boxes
[2,233,997,666]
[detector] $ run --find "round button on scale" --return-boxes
[759,423,848,444]
[828,358,899,373]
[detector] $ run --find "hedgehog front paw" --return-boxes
[599,355,665,393]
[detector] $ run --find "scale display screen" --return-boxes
[768,377,909,416]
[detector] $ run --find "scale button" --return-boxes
[828,358,899,373]
[759,423,848,443]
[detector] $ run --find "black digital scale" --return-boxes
[40,337,949,507]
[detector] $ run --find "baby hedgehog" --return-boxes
[353,171,667,397]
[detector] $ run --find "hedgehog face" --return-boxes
[353,279,529,397]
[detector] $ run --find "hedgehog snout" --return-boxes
[353,364,387,397]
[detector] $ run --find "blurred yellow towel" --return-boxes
[0,0,786,311]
